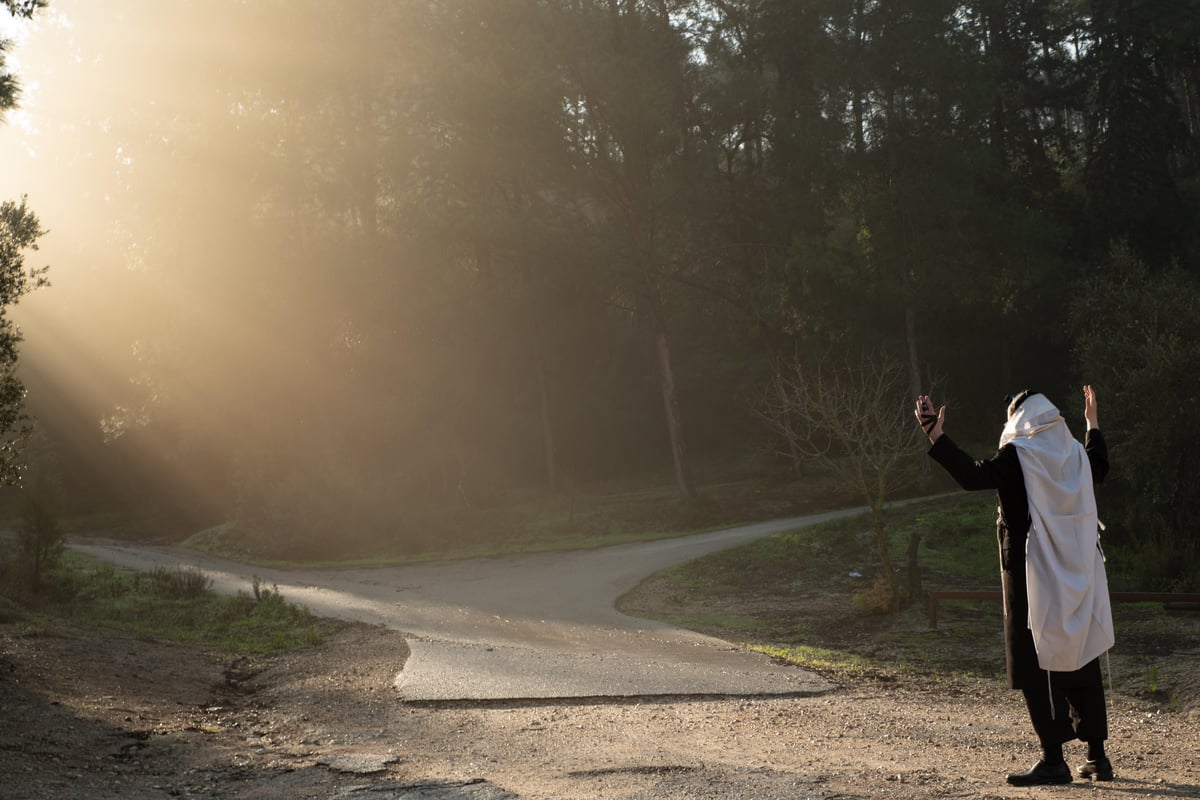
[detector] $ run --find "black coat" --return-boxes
[928,429,1109,690]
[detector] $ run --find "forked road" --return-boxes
[71,507,868,703]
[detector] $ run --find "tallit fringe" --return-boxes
[1047,670,1056,721]
[1045,652,1113,726]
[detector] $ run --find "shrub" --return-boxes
[853,573,898,615]
[149,566,212,598]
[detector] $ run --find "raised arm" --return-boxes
[1083,384,1099,431]
[928,434,1018,492]
[1083,384,1108,481]
[915,394,1014,491]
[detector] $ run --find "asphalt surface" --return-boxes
[70,507,866,703]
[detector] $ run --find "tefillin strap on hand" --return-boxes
[920,411,938,434]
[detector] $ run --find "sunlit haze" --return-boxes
[3,1,697,551]
[4,0,1199,566]
[2,2,462,537]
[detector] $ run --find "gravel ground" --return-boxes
[3,617,1199,800]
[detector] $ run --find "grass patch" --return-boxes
[4,552,324,656]
[621,492,1200,709]
[752,643,886,682]
[888,500,997,583]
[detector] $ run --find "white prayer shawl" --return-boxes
[999,394,1114,673]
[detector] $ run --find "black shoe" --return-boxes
[1077,756,1114,781]
[1006,759,1073,786]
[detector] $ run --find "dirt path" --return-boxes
[3,618,1198,799]
[5,512,1198,798]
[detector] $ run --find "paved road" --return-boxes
[71,507,867,702]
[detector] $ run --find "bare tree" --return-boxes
[759,351,926,609]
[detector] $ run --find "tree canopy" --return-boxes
[4,0,1199,581]
[0,0,48,482]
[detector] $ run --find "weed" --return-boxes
[0,552,322,656]
[150,566,212,598]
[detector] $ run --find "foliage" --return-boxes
[5,1,1200,561]
[149,565,212,598]
[0,199,45,483]
[1,2,46,20]
[1072,245,1200,590]
[1,0,49,485]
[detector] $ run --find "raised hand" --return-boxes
[914,395,945,442]
[1083,385,1099,430]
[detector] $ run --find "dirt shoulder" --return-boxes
[3,609,1200,800]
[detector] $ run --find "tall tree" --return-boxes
[0,0,49,482]
[558,0,713,496]
[1082,0,1200,266]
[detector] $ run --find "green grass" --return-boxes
[751,643,884,681]
[621,493,1021,685]
[890,499,997,582]
[5,551,324,656]
[622,491,1200,709]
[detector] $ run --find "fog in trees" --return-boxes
[1,1,1197,585]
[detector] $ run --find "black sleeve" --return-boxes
[928,434,1020,492]
[1085,428,1109,483]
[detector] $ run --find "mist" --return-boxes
[2,1,736,555]
[4,1,1200,567]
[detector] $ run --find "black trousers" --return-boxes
[1021,677,1108,747]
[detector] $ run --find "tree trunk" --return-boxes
[354,90,378,245]
[772,360,804,479]
[348,4,378,246]
[871,498,899,608]
[1188,61,1200,138]
[521,264,558,491]
[653,317,695,498]
[852,0,867,157]
[904,303,929,474]
[535,347,558,490]
[1000,335,1013,394]
[906,529,923,601]
[904,304,921,398]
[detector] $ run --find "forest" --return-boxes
[2,0,1199,589]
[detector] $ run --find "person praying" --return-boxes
[915,385,1114,786]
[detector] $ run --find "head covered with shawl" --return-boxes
[999,391,1114,672]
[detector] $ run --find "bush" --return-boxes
[149,566,212,598]
[853,573,899,614]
